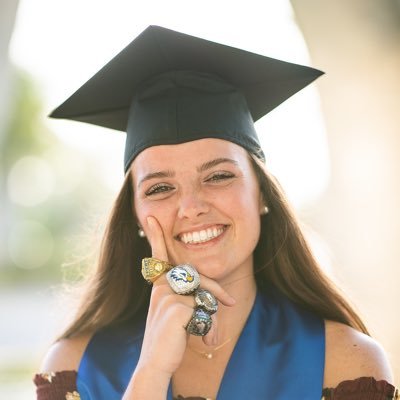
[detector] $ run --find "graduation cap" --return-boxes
[50,25,323,172]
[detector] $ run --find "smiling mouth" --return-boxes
[178,225,227,244]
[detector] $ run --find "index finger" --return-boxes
[146,216,169,262]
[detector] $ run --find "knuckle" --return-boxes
[161,294,186,309]
[150,283,169,302]
[165,303,192,323]
[158,294,175,309]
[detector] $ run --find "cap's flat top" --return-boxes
[50,25,323,132]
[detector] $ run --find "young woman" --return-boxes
[34,26,397,400]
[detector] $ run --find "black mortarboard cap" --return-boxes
[50,25,324,172]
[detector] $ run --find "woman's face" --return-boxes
[131,138,263,283]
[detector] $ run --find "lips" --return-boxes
[178,225,226,244]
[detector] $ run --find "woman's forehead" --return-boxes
[131,138,248,174]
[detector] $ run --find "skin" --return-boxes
[127,139,263,397]
[132,138,264,285]
[41,139,394,399]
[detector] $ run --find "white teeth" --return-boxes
[180,226,225,244]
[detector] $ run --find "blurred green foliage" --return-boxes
[2,69,51,166]
[0,67,111,286]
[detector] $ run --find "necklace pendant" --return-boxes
[205,352,213,359]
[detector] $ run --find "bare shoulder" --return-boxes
[40,333,93,373]
[324,320,393,388]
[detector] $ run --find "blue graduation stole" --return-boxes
[77,286,325,399]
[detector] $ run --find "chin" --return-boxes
[196,263,234,282]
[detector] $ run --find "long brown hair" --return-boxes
[60,153,368,339]
[250,155,368,333]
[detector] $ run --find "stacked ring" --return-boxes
[186,308,213,336]
[146,260,218,337]
[186,288,218,336]
[166,264,200,295]
[194,288,218,315]
[141,257,173,283]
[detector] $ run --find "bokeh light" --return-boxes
[43,146,86,196]
[8,220,54,269]
[7,156,55,207]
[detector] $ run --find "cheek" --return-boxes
[226,184,261,215]
[134,197,155,229]
[232,185,262,239]
[133,199,148,226]
[217,190,261,236]
[134,199,174,233]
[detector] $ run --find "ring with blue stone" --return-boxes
[194,288,218,315]
[166,264,200,295]
[186,308,213,336]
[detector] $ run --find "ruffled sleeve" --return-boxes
[33,371,80,400]
[322,377,398,399]
[174,378,399,400]
[34,372,397,400]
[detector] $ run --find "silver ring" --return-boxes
[166,264,200,295]
[194,289,218,315]
[186,309,212,336]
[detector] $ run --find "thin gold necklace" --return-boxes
[188,337,233,359]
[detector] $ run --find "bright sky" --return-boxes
[9,0,330,207]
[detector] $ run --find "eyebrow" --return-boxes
[138,157,238,187]
[138,170,175,187]
[197,157,238,172]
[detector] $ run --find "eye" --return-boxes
[145,183,174,196]
[205,171,235,182]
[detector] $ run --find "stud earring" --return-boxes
[261,206,269,215]
[138,227,146,238]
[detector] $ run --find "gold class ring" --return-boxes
[141,257,174,283]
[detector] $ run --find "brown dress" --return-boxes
[34,371,398,400]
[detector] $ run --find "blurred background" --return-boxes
[0,0,399,397]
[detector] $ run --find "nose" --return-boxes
[177,190,210,220]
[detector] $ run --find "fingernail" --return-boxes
[146,216,154,227]
[227,296,236,306]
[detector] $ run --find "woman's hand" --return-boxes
[124,216,235,399]
[136,216,235,377]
